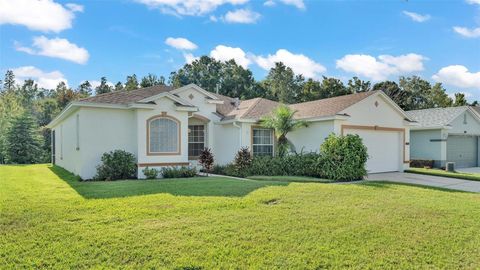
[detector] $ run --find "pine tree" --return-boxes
[124,74,139,91]
[2,70,16,93]
[4,112,43,164]
[95,77,112,94]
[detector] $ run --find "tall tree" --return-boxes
[428,83,453,108]
[372,80,409,109]
[263,62,302,104]
[55,82,78,109]
[347,77,371,93]
[140,73,165,88]
[299,78,322,102]
[4,112,43,164]
[2,70,16,93]
[77,81,92,97]
[124,74,139,91]
[399,76,432,110]
[318,76,349,99]
[453,93,468,106]
[0,91,24,163]
[95,77,112,95]
[169,56,223,92]
[114,82,124,91]
[218,60,259,99]
[260,105,308,157]
[18,79,38,105]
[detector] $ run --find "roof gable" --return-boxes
[405,106,475,128]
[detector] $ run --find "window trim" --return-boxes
[146,114,181,156]
[250,126,275,157]
[188,124,206,160]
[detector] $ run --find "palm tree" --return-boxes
[260,105,308,157]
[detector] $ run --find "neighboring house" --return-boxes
[406,106,480,168]
[47,84,415,179]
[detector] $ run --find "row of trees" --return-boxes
[0,56,476,164]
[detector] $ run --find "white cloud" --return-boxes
[15,36,89,64]
[90,80,114,89]
[336,53,426,81]
[279,0,305,9]
[432,65,480,89]
[223,9,260,24]
[134,0,248,16]
[402,11,431,22]
[255,49,326,78]
[183,53,199,64]
[0,0,82,32]
[209,15,218,22]
[165,37,198,50]
[11,66,67,89]
[210,45,251,68]
[65,3,84,12]
[466,0,480,5]
[453,26,480,38]
[264,0,276,7]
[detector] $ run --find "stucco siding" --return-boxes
[287,121,335,153]
[448,110,480,135]
[78,107,137,179]
[410,129,444,166]
[213,123,240,164]
[53,108,82,177]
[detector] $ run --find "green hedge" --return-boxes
[216,134,368,182]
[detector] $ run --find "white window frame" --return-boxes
[252,128,274,157]
[147,115,181,155]
[188,125,206,159]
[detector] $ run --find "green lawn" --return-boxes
[406,168,480,181]
[2,165,480,269]
[247,175,332,183]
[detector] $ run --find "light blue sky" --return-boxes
[1,0,479,101]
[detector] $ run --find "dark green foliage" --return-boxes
[162,166,197,178]
[95,150,137,180]
[263,62,302,103]
[453,93,468,106]
[410,160,435,168]
[247,152,323,177]
[142,167,159,179]
[233,147,252,177]
[77,81,92,97]
[140,73,165,88]
[124,74,139,91]
[95,77,112,94]
[320,134,368,181]
[198,148,214,174]
[4,112,43,164]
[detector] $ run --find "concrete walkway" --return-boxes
[456,167,480,174]
[366,172,480,192]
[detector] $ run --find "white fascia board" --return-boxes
[302,114,350,122]
[410,125,452,131]
[171,83,219,100]
[206,99,224,104]
[46,102,127,128]
[175,106,198,112]
[467,107,480,123]
[215,118,257,124]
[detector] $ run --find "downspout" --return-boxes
[233,121,242,148]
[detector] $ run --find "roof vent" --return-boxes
[232,98,240,108]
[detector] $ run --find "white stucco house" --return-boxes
[406,106,480,168]
[47,84,416,179]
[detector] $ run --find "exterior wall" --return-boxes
[78,107,137,179]
[213,123,241,165]
[448,110,480,135]
[287,121,335,153]
[52,108,82,177]
[410,129,446,167]
[136,97,189,178]
[338,94,411,171]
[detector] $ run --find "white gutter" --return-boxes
[233,121,242,148]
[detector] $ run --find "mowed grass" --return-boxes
[1,165,480,269]
[406,168,480,182]
[247,175,332,183]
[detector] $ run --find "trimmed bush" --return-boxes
[233,147,253,177]
[142,167,159,179]
[199,148,214,175]
[320,134,368,181]
[95,150,137,180]
[162,166,197,178]
[410,160,434,168]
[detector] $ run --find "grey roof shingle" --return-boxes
[78,85,173,104]
[405,107,468,128]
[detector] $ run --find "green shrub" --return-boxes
[233,147,252,177]
[162,166,197,178]
[320,134,368,181]
[199,148,214,174]
[142,167,159,179]
[410,159,434,168]
[95,150,137,180]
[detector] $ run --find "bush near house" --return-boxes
[219,134,368,181]
[162,166,197,178]
[95,150,137,181]
[410,160,435,169]
[142,167,159,179]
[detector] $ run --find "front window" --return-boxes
[188,125,205,158]
[148,117,179,154]
[252,128,274,156]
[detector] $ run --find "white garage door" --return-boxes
[345,129,402,173]
[447,135,478,168]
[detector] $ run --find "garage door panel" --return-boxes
[447,135,478,168]
[345,129,402,173]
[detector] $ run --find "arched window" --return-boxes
[148,116,180,154]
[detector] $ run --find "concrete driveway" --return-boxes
[456,167,480,174]
[367,172,480,192]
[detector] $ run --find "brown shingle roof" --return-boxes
[472,106,480,115]
[289,91,378,119]
[222,98,280,120]
[78,85,173,105]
